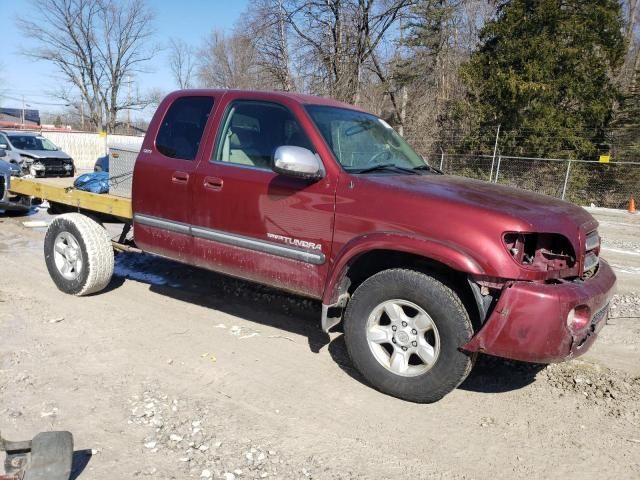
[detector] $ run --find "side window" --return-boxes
[213,101,314,169]
[156,96,215,161]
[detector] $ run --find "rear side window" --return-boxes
[156,96,215,160]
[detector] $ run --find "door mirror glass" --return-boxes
[273,146,323,179]
[0,148,6,157]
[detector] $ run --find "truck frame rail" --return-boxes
[8,177,132,221]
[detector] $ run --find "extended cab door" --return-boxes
[132,94,217,262]
[191,97,338,298]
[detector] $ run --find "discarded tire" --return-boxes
[44,213,114,296]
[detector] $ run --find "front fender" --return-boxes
[322,232,486,305]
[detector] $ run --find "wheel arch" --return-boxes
[323,234,485,304]
[320,234,486,332]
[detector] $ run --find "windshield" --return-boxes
[305,105,426,172]
[8,135,59,151]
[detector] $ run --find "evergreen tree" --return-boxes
[460,0,626,159]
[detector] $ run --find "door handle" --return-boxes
[172,171,189,184]
[203,176,224,191]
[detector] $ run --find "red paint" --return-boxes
[132,89,616,364]
[463,260,616,363]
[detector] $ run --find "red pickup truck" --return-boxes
[35,90,615,403]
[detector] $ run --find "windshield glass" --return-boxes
[8,135,59,151]
[305,105,426,172]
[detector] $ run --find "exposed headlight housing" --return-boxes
[503,232,576,271]
[29,163,45,177]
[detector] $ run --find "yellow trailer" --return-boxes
[8,176,132,220]
[7,175,137,296]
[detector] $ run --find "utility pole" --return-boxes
[489,124,501,182]
[21,95,25,127]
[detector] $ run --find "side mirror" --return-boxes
[0,148,6,158]
[273,146,324,180]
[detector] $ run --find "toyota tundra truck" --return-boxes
[7,90,616,403]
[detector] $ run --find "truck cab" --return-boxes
[37,90,616,403]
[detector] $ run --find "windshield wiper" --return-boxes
[353,163,419,175]
[413,164,444,175]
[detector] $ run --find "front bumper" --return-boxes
[463,260,616,363]
[27,160,75,177]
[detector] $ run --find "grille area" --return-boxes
[36,158,73,176]
[583,231,601,278]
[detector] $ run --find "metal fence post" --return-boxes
[489,124,501,182]
[495,155,502,183]
[439,147,444,171]
[561,160,572,200]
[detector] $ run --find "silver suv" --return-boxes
[0,130,75,177]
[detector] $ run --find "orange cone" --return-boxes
[629,196,636,214]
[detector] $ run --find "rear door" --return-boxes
[132,94,217,262]
[191,97,338,298]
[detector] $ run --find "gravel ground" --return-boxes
[609,292,640,320]
[601,239,640,251]
[128,388,348,479]
[1,208,640,479]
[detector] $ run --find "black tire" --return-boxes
[343,269,474,403]
[3,208,30,217]
[44,213,114,296]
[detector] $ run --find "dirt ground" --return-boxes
[1,206,639,480]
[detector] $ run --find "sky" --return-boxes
[1,0,250,119]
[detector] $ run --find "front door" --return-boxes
[191,99,337,298]
[132,94,216,262]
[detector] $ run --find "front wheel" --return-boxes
[343,269,474,403]
[44,213,114,296]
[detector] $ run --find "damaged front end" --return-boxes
[463,228,614,363]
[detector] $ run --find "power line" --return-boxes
[0,94,71,107]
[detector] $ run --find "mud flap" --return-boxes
[1,431,73,480]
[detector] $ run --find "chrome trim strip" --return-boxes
[134,213,191,235]
[585,231,600,251]
[583,253,599,273]
[191,226,325,265]
[134,213,325,265]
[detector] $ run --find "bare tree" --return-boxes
[284,0,413,104]
[620,0,640,90]
[17,0,156,132]
[168,38,196,89]
[242,0,295,91]
[197,29,266,89]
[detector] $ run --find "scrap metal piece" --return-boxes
[0,431,73,480]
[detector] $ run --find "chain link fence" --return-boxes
[433,153,640,209]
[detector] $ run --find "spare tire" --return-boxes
[44,213,114,296]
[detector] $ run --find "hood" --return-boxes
[17,149,72,160]
[365,174,597,235]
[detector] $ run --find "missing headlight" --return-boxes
[503,232,576,271]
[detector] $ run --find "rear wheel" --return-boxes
[44,213,114,296]
[343,269,474,403]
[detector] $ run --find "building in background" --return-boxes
[0,107,41,128]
